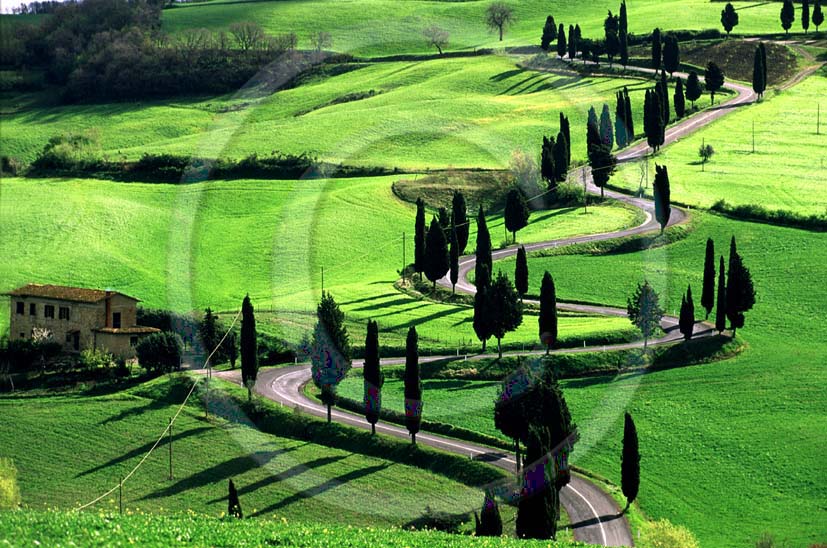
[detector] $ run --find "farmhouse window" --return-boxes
[113,312,121,329]
[29,303,36,315]
[44,305,55,318]
[16,301,23,314]
[59,307,70,320]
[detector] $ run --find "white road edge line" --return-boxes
[567,482,609,546]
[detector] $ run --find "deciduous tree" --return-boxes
[721,3,739,36]
[489,271,523,358]
[486,2,514,41]
[505,188,530,244]
[627,280,664,349]
[704,62,725,105]
[423,25,449,55]
[685,70,703,109]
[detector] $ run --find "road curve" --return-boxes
[210,64,756,547]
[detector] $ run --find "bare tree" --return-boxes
[310,31,333,52]
[229,21,265,51]
[485,2,514,41]
[423,24,450,55]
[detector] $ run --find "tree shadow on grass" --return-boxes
[339,292,398,306]
[382,305,466,332]
[250,462,391,516]
[99,397,173,425]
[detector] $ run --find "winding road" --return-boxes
[213,62,764,546]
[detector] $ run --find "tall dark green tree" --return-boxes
[657,71,670,124]
[803,0,811,32]
[679,285,695,341]
[701,238,716,319]
[588,142,617,198]
[240,294,258,401]
[449,224,459,294]
[619,0,628,35]
[599,103,614,149]
[627,280,664,349]
[515,246,528,301]
[473,264,493,351]
[662,34,680,77]
[475,494,503,537]
[568,24,577,61]
[726,237,756,336]
[716,256,727,334]
[541,135,557,192]
[363,319,383,434]
[653,164,671,232]
[311,291,351,421]
[752,46,767,99]
[674,77,686,119]
[619,29,629,67]
[685,70,702,109]
[760,42,767,90]
[552,131,569,183]
[540,15,557,50]
[403,326,422,444]
[559,113,571,166]
[228,479,243,519]
[515,425,559,540]
[424,216,449,290]
[414,198,426,280]
[704,61,725,105]
[438,207,451,231]
[452,190,469,255]
[538,271,558,354]
[494,366,528,469]
[200,307,224,364]
[781,0,795,36]
[488,271,524,358]
[504,188,530,244]
[813,0,824,32]
[651,28,662,75]
[587,106,602,149]
[225,331,238,369]
[624,87,634,140]
[721,3,739,36]
[644,89,665,152]
[475,205,493,286]
[615,91,628,148]
[556,24,567,58]
[621,412,640,512]
[605,30,619,66]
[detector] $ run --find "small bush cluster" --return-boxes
[135,332,183,374]
[711,199,827,231]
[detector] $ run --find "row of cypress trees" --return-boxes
[414,191,469,292]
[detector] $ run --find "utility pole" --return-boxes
[168,418,173,480]
[402,232,406,281]
[119,477,123,515]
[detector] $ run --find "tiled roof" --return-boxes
[5,284,139,303]
[93,326,160,335]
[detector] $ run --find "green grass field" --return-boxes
[0,374,490,526]
[162,0,798,57]
[611,69,827,215]
[0,176,640,353]
[1,56,650,170]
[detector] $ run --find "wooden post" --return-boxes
[168,418,173,481]
[119,477,123,515]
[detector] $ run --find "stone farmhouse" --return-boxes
[5,284,160,358]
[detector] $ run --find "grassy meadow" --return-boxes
[611,69,827,215]
[1,55,651,170]
[0,176,640,353]
[162,0,797,57]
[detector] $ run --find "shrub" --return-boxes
[643,519,700,548]
[29,131,102,173]
[711,200,827,231]
[78,348,114,370]
[0,338,62,371]
[0,458,21,510]
[404,506,468,533]
[257,333,295,366]
[0,156,23,176]
[137,307,199,349]
[135,332,182,374]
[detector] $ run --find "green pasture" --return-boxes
[163,0,797,57]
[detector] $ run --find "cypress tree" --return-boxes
[449,224,459,294]
[240,294,258,401]
[451,190,469,256]
[568,24,577,61]
[624,87,634,140]
[814,0,824,32]
[662,34,680,77]
[538,271,558,354]
[658,71,670,124]
[653,164,671,232]
[587,106,601,149]
[424,216,449,290]
[588,142,617,198]
[515,425,559,540]
[505,188,530,244]
[438,206,451,231]
[515,246,528,301]
[674,77,686,119]
[403,326,422,444]
[619,29,629,68]
[753,45,766,100]
[559,113,571,167]
[615,91,628,148]
[619,0,628,35]
[363,319,383,434]
[781,0,795,36]
[716,256,727,334]
[685,70,702,109]
[475,493,504,537]
[803,0,811,33]
[726,236,756,336]
[651,28,662,75]
[541,135,556,192]
[494,367,529,469]
[225,331,238,369]
[200,307,223,364]
[489,271,524,358]
[644,89,665,153]
[414,198,426,280]
[679,285,695,341]
[556,24,567,58]
[552,131,568,183]
[704,61,725,105]
[760,42,767,90]
[311,292,352,422]
[621,412,640,512]
[541,15,557,51]
[701,238,716,319]
[605,30,619,67]
[721,3,739,36]
[228,479,243,518]
[475,205,493,286]
[473,264,493,351]
[599,103,614,149]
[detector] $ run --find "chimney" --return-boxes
[105,291,112,328]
